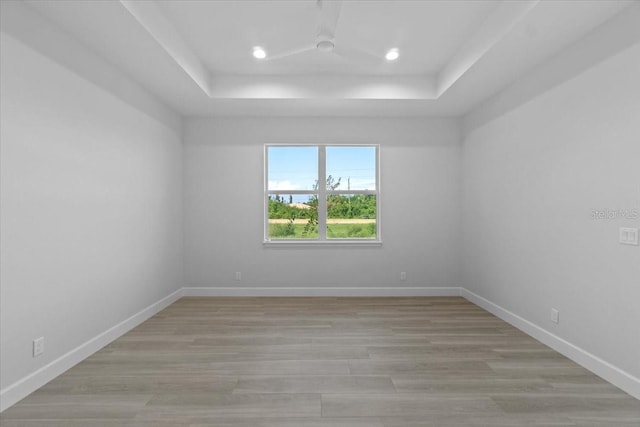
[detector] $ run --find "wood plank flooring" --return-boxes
[2,297,639,426]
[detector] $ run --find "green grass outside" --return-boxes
[269,222,376,239]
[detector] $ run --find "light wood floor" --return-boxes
[2,297,639,426]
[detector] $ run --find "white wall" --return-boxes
[3,0,638,411]
[0,30,183,406]
[462,41,640,385]
[184,117,461,291]
[0,0,180,134]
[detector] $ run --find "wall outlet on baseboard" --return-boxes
[551,308,560,324]
[33,337,45,357]
[400,272,406,281]
[235,272,242,281]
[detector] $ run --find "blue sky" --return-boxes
[268,146,376,196]
[268,146,318,191]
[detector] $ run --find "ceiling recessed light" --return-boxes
[385,48,399,61]
[252,46,266,59]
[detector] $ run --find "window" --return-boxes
[265,145,379,243]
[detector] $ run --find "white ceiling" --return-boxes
[22,0,636,117]
[157,0,500,76]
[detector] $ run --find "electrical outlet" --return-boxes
[33,337,44,357]
[235,272,242,281]
[551,308,559,324]
[400,272,406,281]
[619,227,639,246]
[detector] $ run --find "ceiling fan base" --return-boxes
[316,40,335,52]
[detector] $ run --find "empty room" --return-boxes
[1,0,639,425]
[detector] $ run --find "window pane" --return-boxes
[268,146,318,191]
[268,194,318,239]
[326,146,376,191]
[326,194,377,239]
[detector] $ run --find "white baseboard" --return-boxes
[460,288,640,400]
[183,286,462,297]
[3,286,638,413]
[0,288,184,412]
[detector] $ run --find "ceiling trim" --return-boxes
[437,0,539,97]
[119,0,212,96]
[463,2,640,134]
[210,75,436,100]
[0,0,181,132]
[117,0,540,101]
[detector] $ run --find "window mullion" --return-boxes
[318,146,327,240]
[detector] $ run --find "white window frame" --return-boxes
[264,144,381,246]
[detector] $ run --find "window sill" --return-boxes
[263,240,383,248]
